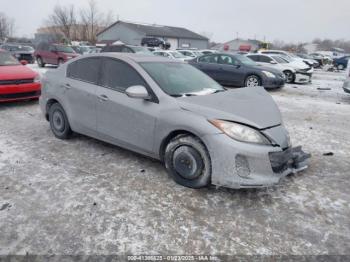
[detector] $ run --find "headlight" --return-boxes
[34,74,41,83]
[262,71,276,78]
[209,120,271,145]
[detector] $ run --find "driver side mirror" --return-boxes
[125,85,151,100]
[270,61,277,64]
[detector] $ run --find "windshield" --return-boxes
[170,52,186,58]
[0,52,20,66]
[18,46,34,52]
[55,45,75,53]
[141,62,224,97]
[130,46,153,55]
[235,55,257,66]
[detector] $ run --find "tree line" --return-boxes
[43,0,114,44]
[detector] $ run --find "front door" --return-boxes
[96,57,158,154]
[217,54,246,86]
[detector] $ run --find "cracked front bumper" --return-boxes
[202,133,311,189]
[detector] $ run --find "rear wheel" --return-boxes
[49,103,72,139]
[283,70,295,83]
[245,75,261,87]
[164,135,211,189]
[37,57,45,68]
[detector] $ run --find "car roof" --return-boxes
[79,53,181,63]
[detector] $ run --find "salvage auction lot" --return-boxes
[0,67,350,255]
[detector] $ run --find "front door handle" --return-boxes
[62,83,71,89]
[98,94,109,102]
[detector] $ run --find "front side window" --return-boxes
[141,62,224,97]
[55,45,75,53]
[260,56,273,63]
[198,55,218,64]
[101,58,146,91]
[219,55,239,65]
[67,58,100,84]
[247,55,260,62]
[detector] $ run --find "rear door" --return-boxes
[194,54,220,80]
[65,57,101,134]
[96,57,159,153]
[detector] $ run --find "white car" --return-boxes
[177,49,204,58]
[200,49,218,55]
[247,54,296,83]
[153,50,192,62]
[258,50,314,68]
[270,55,313,83]
[343,60,350,94]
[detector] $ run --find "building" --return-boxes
[212,38,263,52]
[96,20,209,50]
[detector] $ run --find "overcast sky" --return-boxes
[1,0,349,43]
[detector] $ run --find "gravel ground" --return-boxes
[0,66,350,256]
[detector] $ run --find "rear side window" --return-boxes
[67,57,101,84]
[101,58,146,91]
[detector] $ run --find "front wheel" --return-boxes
[337,64,345,70]
[37,57,45,68]
[283,70,295,83]
[245,75,261,87]
[164,135,211,189]
[49,103,72,139]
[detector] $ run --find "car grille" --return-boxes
[19,54,34,61]
[0,79,34,85]
[0,90,41,99]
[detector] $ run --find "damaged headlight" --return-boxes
[209,120,271,145]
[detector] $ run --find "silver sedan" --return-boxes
[39,53,310,189]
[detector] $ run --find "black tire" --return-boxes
[57,59,64,67]
[337,64,345,70]
[37,57,45,68]
[283,70,295,83]
[49,103,72,139]
[164,135,211,189]
[245,75,261,87]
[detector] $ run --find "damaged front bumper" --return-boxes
[203,133,311,189]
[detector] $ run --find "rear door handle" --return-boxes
[98,94,109,101]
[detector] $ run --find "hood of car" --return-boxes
[0,65,37,80]
[177,87,282,129]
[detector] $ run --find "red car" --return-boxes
[0,50,41,102]
[34,42,79,67]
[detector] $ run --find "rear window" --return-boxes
[67,58,101,84]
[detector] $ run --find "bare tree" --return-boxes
[80,0,102,43]
[47,5,76,41]
[0,12,15,39]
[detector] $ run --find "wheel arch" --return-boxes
[159,129,205,162]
